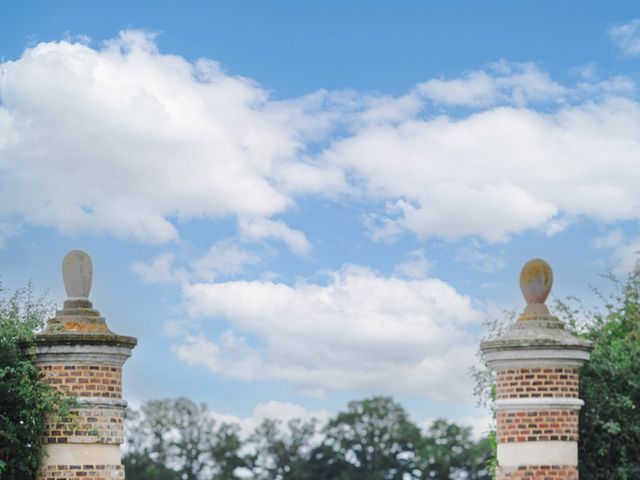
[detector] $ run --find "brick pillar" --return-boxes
[33,250,137,480]
[481,259,591,480]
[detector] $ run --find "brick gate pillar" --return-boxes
[33,250,137,480]
[481,259,592,480]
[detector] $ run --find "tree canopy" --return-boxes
[123,397,245,480]
[124,396,491,480]
[555,269,640,480]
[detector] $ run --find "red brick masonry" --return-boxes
[497,368,579,399]
[497,410,578,443]
[40,364,122,398]
[497,465,578,480]
[39,464,124,480]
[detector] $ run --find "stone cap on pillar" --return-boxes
[481,259,591,370]
[37,250,136,351]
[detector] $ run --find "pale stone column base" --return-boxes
[42,444,122,466]
[497,441,577,467]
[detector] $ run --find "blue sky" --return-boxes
[2,1,640,433]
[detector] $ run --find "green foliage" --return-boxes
[419,419,491,480]
[314,396,423,479]
[125,395,491,480]
[555,268,640,480]
[0,284,72,479]
[248,418,318,480]
[123,397,245,480]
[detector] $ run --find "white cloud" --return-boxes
[593,229,640,273]
[394,248,431,278]
[131,252,182,284]
[609,19,640,57]
[132,241,262,284]
[610,240,640,273]
[176,265,483,401]
[418,62,565,107]
[593,228,625,249]
[191,240,262,281]
[0,31,340,244]
[418,71,496,107]
[455,241,505,273]
[3,32,640,250]
[571,63,597,81]
[238,217,312,256]
[324,96,640,242]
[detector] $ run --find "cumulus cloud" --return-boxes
[131,252,182,284]
[174,265,483,401]
[2,32,640,250]
[609,19,640,57]
[324,96,640,242]
[191,240,262,281]
[0,31,342,244]
[393,248,431,278]
[238,217,312,256]
[418,62,565,107]
[593,229,640,273]
[455,241,506,273]
[131,240,262,284]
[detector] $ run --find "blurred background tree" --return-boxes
[124,396,491,480]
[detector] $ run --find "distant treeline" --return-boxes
[123,396,491,480]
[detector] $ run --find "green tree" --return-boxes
[121,406,181,480]
[0,284,71,479]
[123,397,245,480]
[418,419,491,480]
[554,269,640,480]
[247,418,318,480]
[312,396,423,480]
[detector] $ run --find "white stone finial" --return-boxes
[62,250,93,299]
[520,258,553,305]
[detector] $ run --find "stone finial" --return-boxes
[46,250,109,334]
[519,258,553,320]
[62,250,93,300]
[520,258,553,305]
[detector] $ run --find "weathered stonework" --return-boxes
[481,259,591,479]
[34,251,136,479]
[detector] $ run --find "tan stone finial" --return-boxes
[62,250,93,300]
[520,258,553,304]
[518,258,553,320]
